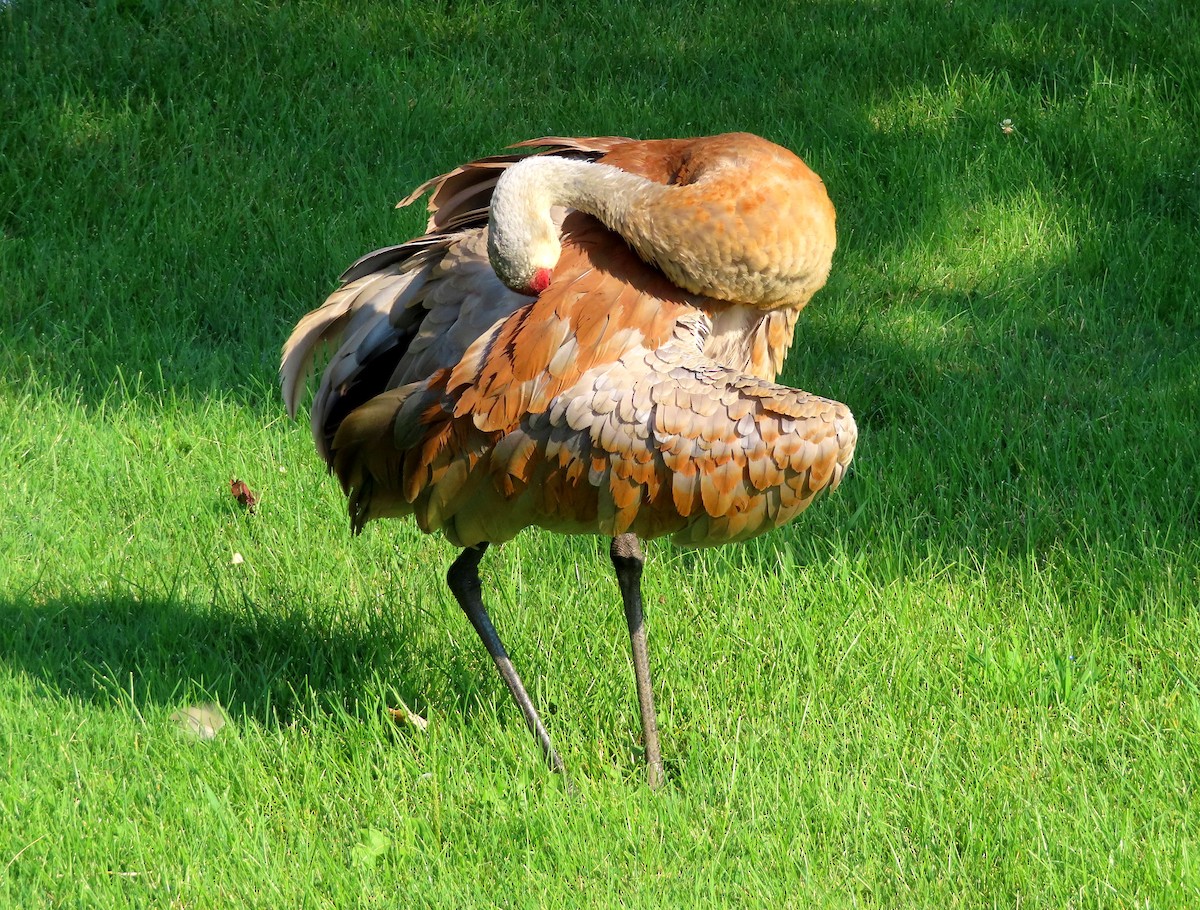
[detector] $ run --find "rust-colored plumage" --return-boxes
[281,133,856,786]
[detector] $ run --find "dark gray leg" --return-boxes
[610,533,665,789]
[447,544,564,774]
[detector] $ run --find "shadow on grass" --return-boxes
[2,0,1195,408]
[1,588,500,728]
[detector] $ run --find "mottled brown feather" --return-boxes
[282,133,856,550]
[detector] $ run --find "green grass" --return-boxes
[3,0,1200,906]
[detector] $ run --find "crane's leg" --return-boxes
[446,544,564,775]
[610,533,665,789]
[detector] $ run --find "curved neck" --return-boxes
[487,152,834,309]
[493,156,660,232]
[487,157,663,292]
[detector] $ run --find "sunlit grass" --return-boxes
[2,0,1199,906]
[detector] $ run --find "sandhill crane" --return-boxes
[281,133,857,788]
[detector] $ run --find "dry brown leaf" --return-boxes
[387,701,429,732]
[230,478,258,513]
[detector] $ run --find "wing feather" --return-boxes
[283,134,855,547]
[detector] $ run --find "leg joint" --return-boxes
[447,544,487,604]
[609,533,644,577]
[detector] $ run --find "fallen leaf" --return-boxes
[230,478,258,513]
[171,703,226,741]
[387,700,429,732]
[351,828,392,867]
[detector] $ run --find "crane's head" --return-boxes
[488,157,564,296]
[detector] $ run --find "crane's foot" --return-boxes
[611,533,666,789]
[447,543,565,775]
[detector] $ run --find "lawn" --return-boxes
[2,0,1199,906]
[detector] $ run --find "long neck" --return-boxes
[535,157,658,224]
[488,153,834,310]
[487,157,665,292]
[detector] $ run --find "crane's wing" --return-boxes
[281,138,640,447]
[329,215,857,547]
[280,228,528,461]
